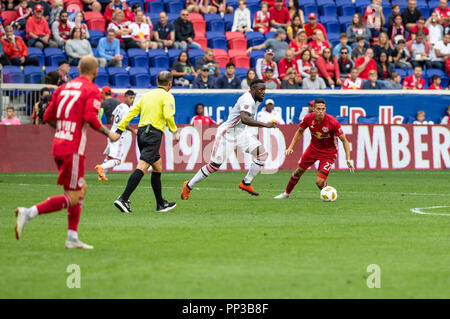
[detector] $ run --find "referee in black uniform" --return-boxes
[110,71,180,212]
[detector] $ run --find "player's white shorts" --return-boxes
[210,125,261,165]
[104,131,132,160]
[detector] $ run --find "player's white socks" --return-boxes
[243,152,268,184]
[188,164,219,189]
[101,159,121,171]
[29,206,38,219]
[67,229,78,241]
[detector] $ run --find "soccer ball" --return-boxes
[320,186,337,202]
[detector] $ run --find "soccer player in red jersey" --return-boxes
[274,99,354,199]
[14,56,117,249]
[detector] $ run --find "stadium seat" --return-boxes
[325,21,341,37]
[148,1,164,13]
[188,49,205,66]
[206,19,225,34]
[319,4,338,17]
[355,0,371,13]
[84,11,103,21]
[69,66,79,78]
[128,0,144,10]
[193,20,206,36]
[227,0,239,9]
[23,66,44,84]
[231,55,250,69]
[120,49,129,67]
[245,32,265,47]
[225,31,245,40]
[194,34,208,50]
[149,67,167,85]
[28,47,45,66]
[44,48,67,66]
[86,18,106,32]
[234,67,249,80]
[248,3,259,18]
[107,66,128,76]
[391,0,408,11]
[335,0,353,6]
[214,55,230,68]
[427,69,449,88]
[2,66,24,83]
[204,14,222,23]
[302,4,319,18]
[167,13,178,23]
[89,30,104,47]
[131,73,151,88]
[165,1,184,13]
[249,50,265,68]
[128,48,149,67]
[168,49,183,66]
[1,10,18,26]
[146,12,160,22]
[228,49,246,58]
[129,67,149,76]
[228,37,248,50]
[44,66,58,74]
[188,13,204,22]
[428,0,440,9]
[339,4,356,18]
[95,68,109,88]
[224,14,234,32]
[357,117,378,124]
[110,73,130,88]
[207,34,227,50]
[66,3,82,12]
[265,32,276,40]
[148,49,169,68]
[13,29,26,42]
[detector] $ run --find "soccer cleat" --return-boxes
[95,164,108,181]
[181,180,191,200]
[65,239,94,249]
[274,192,290,199]
[114,196,132,213]
[239,181,259,196]
[15,207,30,240]
[156,200,176,212]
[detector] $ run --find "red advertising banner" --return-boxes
[1,124,449,172]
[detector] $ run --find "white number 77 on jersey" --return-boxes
[56,90,82,119]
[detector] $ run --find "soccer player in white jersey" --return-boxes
[181,79,277,199]
[95,90,138,180]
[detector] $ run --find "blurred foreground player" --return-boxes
[181,79,277,199]
[15,56,117,249]
[274,98,354,199]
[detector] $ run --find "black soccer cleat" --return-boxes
[114,196,132,213]
[156,200,176,212]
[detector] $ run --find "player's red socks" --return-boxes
[68,199,82,231]
[36,195,71,215]
[286,174,300,194]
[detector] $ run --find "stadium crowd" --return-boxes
[0,0,449,90]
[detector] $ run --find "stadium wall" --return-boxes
[1,124,449,172]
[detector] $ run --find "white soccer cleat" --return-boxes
[15,207,31,240]
[65,239,94,249]
[274,192,290,199]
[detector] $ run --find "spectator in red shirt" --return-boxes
[191,103,217,125]
[254,1,275,34]
[266,0,285,9]
[316,47,341,88]
[278,49,301,81]
[304,13,327,41]
[355,47,377,80]
[434,0,450,26]
[269,0,291,31]
[1,25,39,66]
[25,4,58,49]
[341,68,363,90]
[52,10,71,49]
[104,0,131,23]
[403,65,426,89]
[289,29,309,60]
[429,74,443,89]
[408,16,429,41]
[309,29,330,57]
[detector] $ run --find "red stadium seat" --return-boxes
[214,55,230,68]
[1,11,18,27]
[87,18,106,32]
[192,20,206,36]
[194,35,208,50]
[212,48,228,57]
[188,13,204,22]
[231,55,250,69]
[228,49,247,58]
[228,37,247,50]
[225,31,245,40]
[66,3,82,12]
[84,11,103,21]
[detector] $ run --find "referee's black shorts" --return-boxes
[137,125,163,164]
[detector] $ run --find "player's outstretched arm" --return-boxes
[240,111,277,128]
[286,127,305,155]
[338,134,355,173]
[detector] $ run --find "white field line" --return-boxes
[411,206,450,216]
[0,182,447,197]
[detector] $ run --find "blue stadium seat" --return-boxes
[165,1,184,13]
[317,0,334,6]
[188,48,205,66]
[69,66,79,79]
[265,32,276,40]
[89,30,104,47]
[249,50,265,68]
[167,13,178,23]
[427,69,449,88]
[111,73,130,88]
[248,3,259,18]
[44,48,67,66]
[146,12,160,23]
[2,66,24,83]
[319,4,338,18]
[44,66,58,74]
[128,48,149,67]
[391,0,407,11]
[23,66,43,84]
[339,16,353,32]
[428,0,440,9]
[204,14,222,23]
[95,69,109,88]
[416,4,430,18]
[224,14,234,32]
[149,67,167,85]
[355,0,371,14]
[302,4,319,18]
[208,34,227,50]
[148,49,169,68]
[325,21,340,37]
[148,0,164,13]
[245,31,265,46]
[227,0,239,9]
[206,19,225,33]
[107,66,128,76]
[129,67,149,76]
[168,49,183,66]
[235,67,248,80]
[394,68,407,80]
[120,49,129,67]
[128,0,145,11]
[131,73,151,88]
[28,47,45,66]
[13,28,26,41]
[338,4,355,18]
[357,116,378,124]
[336,0,353,6]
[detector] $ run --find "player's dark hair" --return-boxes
[314,98,326,107]
[58,60,69,67]
[250,78,265,88]
[125,90,135,96]
[40,87,51,96]
[157,71,173,86]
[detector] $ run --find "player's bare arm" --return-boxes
[126,125,138,135]
[286,127,305,155]
[338,134,355,173]
[240,111,277,128]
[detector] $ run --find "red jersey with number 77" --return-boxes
[299,113,343,155]
[43,76,103,156]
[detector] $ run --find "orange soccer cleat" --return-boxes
[181,180,191,200]
[239,181,259,196]
[95,164,108,181]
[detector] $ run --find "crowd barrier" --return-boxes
[1,124,448,173]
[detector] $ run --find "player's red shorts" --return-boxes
[298,146,337,180]
[54,153,85,191]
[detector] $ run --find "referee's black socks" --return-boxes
[151,172,164,205]
[121,169,144,201]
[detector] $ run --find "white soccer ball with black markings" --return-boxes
[320,186,337,202]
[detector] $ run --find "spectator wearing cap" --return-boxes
[406,30,433,69]
[45,60,71,88]
[289,29,309,59]
[174,9,202,51]
[26,4,58,49]
[280,67,301,89]
[362,70,382,89]
[1,25,39,66]
[257,99,285,124]
[195,48,220,78]
[301,67,326,89]
[401,0,422,31]
[101,86,121,124]
[104,0,131,23]
[333,33,353,59]
[434,0,450,27]
[432,32,450,70]
[346,13,372,47]
[28,0,51,21]
[429,74,443,89]
[304,12,327,41]
[216,62,241,89]
[191,103,217,126]
[278,48,300,81]
[269,0,291,31]
[255,49,279,79]
[337,47,354,79]
[52,10,71,49]
[247,28,289,62]
[264,67,280,89]
[355,47,377,80]
[193,64,217,89]
[403,65,426,90]
[232,0,252,33]
[253,1,274,34]
[316,47,341,88]
[392,38,412,69]
[95,29,123,67]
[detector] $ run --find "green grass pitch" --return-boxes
[0,170,449,299]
